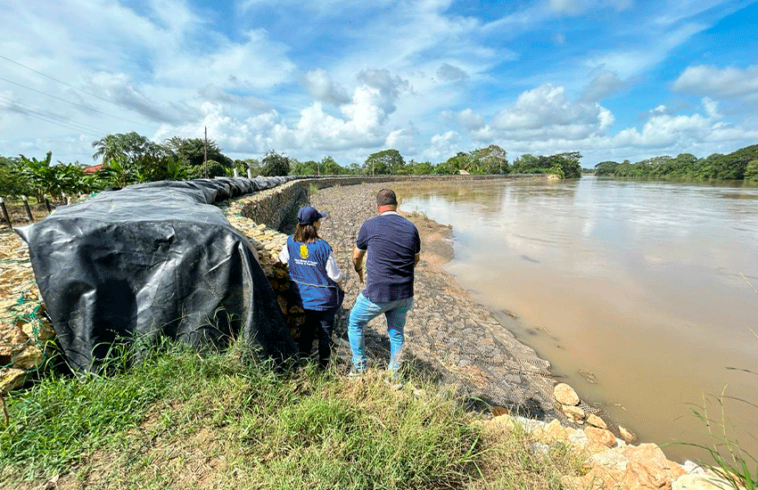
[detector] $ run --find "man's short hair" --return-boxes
[376,189,398,206]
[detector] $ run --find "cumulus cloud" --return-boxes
[479,84,614,140]
[672,64,758,101]
[498,96,758,162]
[613,112,712,148]
[611,97,749,149]
[425,131,461,160]
[356,69,409,115]
[436,63,468,82]
[300,99,385,149]
[385,125,419,154]
[457,109,485,130]
[303,69,351,106]
[176,67,413,156]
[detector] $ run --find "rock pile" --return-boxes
[553,382,636,442]
[224,200,307,342]
[0,232,54,395]
[482,413,732,490]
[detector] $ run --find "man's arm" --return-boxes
[352,247,366,284]
[413,253,420,268]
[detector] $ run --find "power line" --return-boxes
[0,53,213,141]
[0,76,154,129]
[0,96,102,138]
[0,95,105,135]
[0,54,141,115]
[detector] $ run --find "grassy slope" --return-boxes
[0,342,583,490]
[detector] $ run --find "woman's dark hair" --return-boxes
[293,223,320,243]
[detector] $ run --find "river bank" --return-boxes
[309,182,586,422]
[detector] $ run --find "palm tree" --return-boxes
[91,134,121,163]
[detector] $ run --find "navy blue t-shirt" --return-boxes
[356,213,421,303]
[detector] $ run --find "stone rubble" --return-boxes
[0,231,53,394]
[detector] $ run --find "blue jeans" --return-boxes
[347,293,414,372]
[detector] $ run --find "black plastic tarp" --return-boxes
[16,177,297,370]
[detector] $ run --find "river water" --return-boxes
[398,177,758,462]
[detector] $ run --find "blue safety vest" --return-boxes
[286,236,342,311]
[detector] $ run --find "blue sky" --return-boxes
[1,0,756,167]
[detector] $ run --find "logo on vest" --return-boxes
[299,244,309,259]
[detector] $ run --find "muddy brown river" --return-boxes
[399,176,758,463]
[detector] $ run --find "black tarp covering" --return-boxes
[16,177,297,370]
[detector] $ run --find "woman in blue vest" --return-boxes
[279,205,344,368]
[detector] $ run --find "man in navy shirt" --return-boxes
[348,188,421,374]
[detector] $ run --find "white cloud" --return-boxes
[296,100,383,150]
[702,97,720,118]
[385,125,419,154]
[425,131,461,160]
[153,29,296,91]
[672,65,758,101]
[459,92,757,167]
[356,69,409,116]
[484,84,614,140]
[457,109,485,130]
[581,71,635,102]
[303,69,351,106]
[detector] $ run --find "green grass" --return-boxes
[691,393,757,490]
[682,280,758,490]
[0,340,583,489]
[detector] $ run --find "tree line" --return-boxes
[0,131,584,201]
[593,144,758,182]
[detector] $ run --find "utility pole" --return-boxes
[203,126,208,179]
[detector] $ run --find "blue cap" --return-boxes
[297,205,327,225]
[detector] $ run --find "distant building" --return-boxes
[83,164,104,175]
